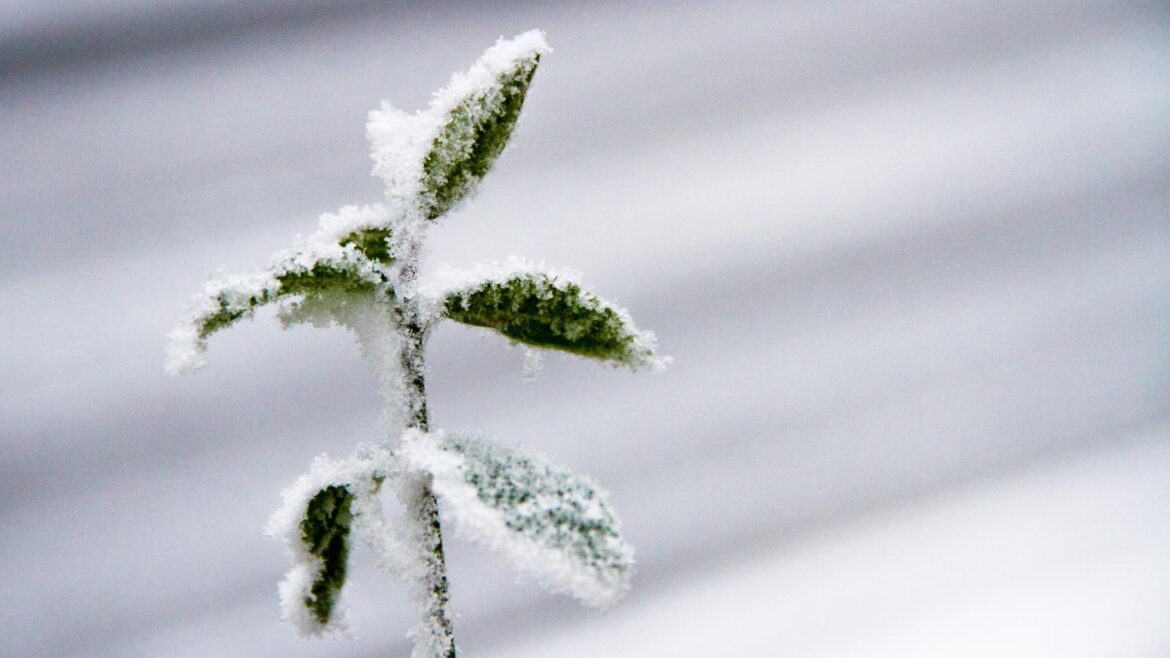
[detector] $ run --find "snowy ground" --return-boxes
[2,0,1168,656]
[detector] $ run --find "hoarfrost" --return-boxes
[314,203,395,244]
[367,30,549,221]
[419,256,670,372]
[400,430,634,608]
[166,30,666,654]
[388,455,458,658]
[367,103,435,217]
[164,269,279,375]
[265,444,404,636]
[165,220,395,376]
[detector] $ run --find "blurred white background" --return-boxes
[2,1,1168,656]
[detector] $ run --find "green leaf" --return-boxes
[195,280,274,339]
[402,432,633,606]
[339,227,394,264]
[420,54,541,220]
[300,485,355,626]
[442,272,662,368]
[195,258,385,341]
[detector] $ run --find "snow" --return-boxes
[521,348,544,382]
[366,102,436,216]
[386,465,457,658]
[7,1,1164,656]
[471,430,1170,658]
[314,204,394,243]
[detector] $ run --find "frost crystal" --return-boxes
[400,431,634,607]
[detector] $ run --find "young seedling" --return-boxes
[166,30,668,658]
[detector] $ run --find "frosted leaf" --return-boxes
[165,269,278,374]
[298,485,353,629]
[165,237,393,375]
[265,444,402,636]
[367,30,549,221]
[400,430,634,607]
[315,204,398,264]
[422,257,669,371]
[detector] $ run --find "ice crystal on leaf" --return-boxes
[167,30,666,657]
[368,30,549,221]
[266,445,398,636]
[401,431,633,607]
[165,204,396,375]
[423,257,669,371]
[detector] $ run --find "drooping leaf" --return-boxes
[300,485,355,626]
[200,259,385,340]
[436,263,667,370]
[266,445,398,636]
[166,246,392,374]
[418,32,546,220]
[399,431,634,607]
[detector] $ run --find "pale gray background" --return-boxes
[2,1,1169,656]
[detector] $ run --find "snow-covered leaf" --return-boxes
[266,445,399,636]
[400,430,634,607]
[429,258,668,371]
[340,227,394,264]
[368,30,546,222]
[165,239,392,375]
[315,204,398,264]
[298,484,354,627]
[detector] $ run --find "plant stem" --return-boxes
[398,278,457,657]
[397,232,456,655]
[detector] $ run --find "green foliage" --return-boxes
[197,289,272,339]
[171,31,660,650]
[341,228,394,264]
[421,55,540,220]
[441,434,632,583]
[300,485,355,625]
[444,275,643,363]
[196,262,384,340]
[277,262,380,298]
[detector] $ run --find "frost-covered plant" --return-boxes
[166,31,668,657]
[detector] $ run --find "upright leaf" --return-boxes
[418,30,547,220]
[399,430,634,607]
